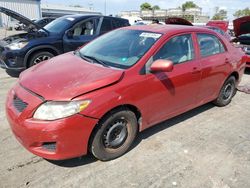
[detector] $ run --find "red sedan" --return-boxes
[6,25,246,161]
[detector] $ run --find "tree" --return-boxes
[152,5,160,10]
[212,7,227,20]
[140,3,152,10]
[234,8,250,18]
[181,1,198,11]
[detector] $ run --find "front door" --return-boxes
[140,33,202,126]
[63,17,101,52]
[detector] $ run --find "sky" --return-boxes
[41,0,250,20]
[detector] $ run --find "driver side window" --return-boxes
[73,18,99,37]
[153,34,194,64]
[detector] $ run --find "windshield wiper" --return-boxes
[82,55,109,67]
[83,55,109,67]
[74,50,109,67]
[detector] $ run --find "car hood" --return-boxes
[206,21,229,32]
[165,17,193,26]
[233,16,250,37]
[19,52,124,100]
[0,6,48,33]
[0,32,47,45]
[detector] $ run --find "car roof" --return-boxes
[60,14,128,21]
[126,24,215,35]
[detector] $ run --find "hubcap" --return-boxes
[103,119,128,148]
[33,55,51,65]
[223,83,233,100]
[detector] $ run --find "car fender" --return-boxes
[24,45,61,67]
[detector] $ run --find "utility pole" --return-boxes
[104,0,107,15]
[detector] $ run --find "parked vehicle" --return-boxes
[14,18,56,31]
[6,25,246,161]
[14,20,35,31]
[232,16,250,68]
[0,7,129,72]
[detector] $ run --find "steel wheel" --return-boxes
[90,109,138,161]
[103,119,128,149]
[213,76,236,107]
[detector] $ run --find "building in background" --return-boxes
[120,7,209,24]
[0,0,41,27]
[41,4,101,18]
[0,1,101,28]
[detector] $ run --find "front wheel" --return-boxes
[90,109,138,161]
[213,76,236,107]
[29,51,54,67]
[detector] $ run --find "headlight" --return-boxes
[33,100,91,120]
[7,41,28,50]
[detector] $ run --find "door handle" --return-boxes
[225,58,230,63]
[192,67,200,74]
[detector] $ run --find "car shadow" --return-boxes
[48,102,215,168]
[130,102,215,149]
[46,154,97,167]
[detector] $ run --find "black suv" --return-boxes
[0,7,129,71]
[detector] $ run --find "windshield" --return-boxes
[79,29,162,69]
[43,18,72,33]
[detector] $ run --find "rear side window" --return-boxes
[112,19,130,29]
[100,18,112,34]
[197,33,226,57]
[153,34,194,64]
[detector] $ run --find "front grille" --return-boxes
[13,95,28,113]
[42,142,57,151]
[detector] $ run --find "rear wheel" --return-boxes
[29,51,54,67]
[90,109,138,161]
[213,76,236,107]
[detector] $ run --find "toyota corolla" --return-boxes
[6,25,247,161]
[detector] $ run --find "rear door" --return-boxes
[63,17,101,52]
[140,33,202,126]
[196,33,231,102]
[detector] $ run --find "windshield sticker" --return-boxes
[66,18,75,21]
[139,32,162,39]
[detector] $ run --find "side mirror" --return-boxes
[150,59,174,73]
[66,29,73,39]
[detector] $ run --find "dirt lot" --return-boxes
[0,30,250,188]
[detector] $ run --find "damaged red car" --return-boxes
[6,25,246,161]
[233,16,250,68]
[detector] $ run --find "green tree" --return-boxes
[152,5,160,10]
[234,8,250,18]
[140,2,152,10]
[181,1,198,11]
[212,7,227,20]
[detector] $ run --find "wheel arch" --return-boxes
[87,104,142,153]
[24,45,61,68]
[229,71,239,82]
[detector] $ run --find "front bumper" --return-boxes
[6,84,98,160]
[0,48,26,71]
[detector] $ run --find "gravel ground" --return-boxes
[0,29,250,188]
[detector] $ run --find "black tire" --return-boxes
[90,108,138,161]
[213,76,236,107]
[29,51,54,67]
